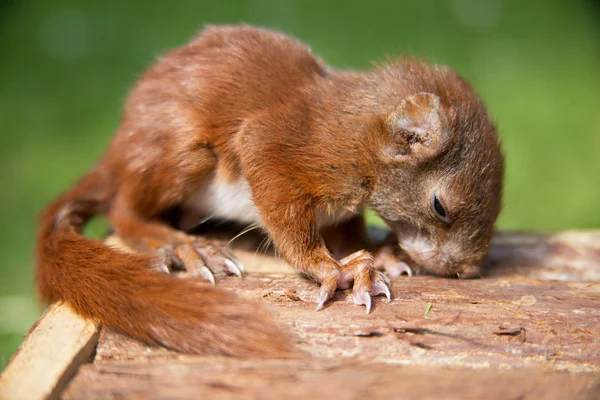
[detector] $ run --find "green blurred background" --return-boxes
[0,0,598,371]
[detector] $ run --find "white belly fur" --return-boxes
[184,179,261,224]
[183,178,356,228]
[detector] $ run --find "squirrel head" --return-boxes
[369,63,504,278]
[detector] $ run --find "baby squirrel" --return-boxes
[36,25,504,357]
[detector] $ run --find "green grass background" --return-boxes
[0,0,599,371]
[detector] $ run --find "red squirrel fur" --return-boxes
[36,25,504,357]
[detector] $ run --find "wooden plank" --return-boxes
[4,230,600,399]
[62,271,600,398]
[88,273,599,370]
[0,303,99,400]
[489,230,600,281]
[62,359,600,400]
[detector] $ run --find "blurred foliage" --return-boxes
[0,0,598,370]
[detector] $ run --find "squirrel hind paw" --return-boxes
[162,238,245,282]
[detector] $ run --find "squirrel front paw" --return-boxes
[374,244,413,278]
[316,250,392,314]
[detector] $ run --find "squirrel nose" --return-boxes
[429,254,482,279]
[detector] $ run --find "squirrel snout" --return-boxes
[434,254,484,279]
[399,241,484,278]
[421,257,483,279]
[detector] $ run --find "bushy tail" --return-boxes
[35,167,294,357]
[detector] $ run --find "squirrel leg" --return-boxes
[248,199,391,313]
[109,195,244,284]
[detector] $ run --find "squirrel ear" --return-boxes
[385,92,446,160]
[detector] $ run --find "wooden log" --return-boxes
[61,359,600,399]
[62,269,599,398]
[75,271,599,370]
[3,230,599,399]
[489,230,600,281]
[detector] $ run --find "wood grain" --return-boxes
[63,266,600,398]
[62,359,600,400]
[0,303,99,400]
[4,230,600,399]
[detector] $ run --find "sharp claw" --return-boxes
[224,259,243,278]
[315,301,325,312]
[386,262,413,278]
[373,281,391,302]
[226,252,245,272]
[196,262,216,285]
[398,262,413,277]
[377,271,391,286]
[157,263,170,275]
[315,286,333,311]
[352,290,372,314]
[154,249,171,274]
[221,248,245,272]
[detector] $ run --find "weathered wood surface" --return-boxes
[63,358,599,400]
[63,229,600,399]
[489,230,600,281]
[62,270,600,398]
[3,230,599,399]
[0,303,99,400]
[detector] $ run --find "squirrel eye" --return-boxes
[432,193,451,223]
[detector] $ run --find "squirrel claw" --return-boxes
[196,262,216,285]
[315,272,338,311]
[315,300,325,312]
[221,249,244,273]
[224,259,243,278]
[372,275,391,303]
[352,290,372,314]
[386,262,413,278]
[315,290,329,311]
[374,245,413,278]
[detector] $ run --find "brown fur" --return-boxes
[36,25,503,356]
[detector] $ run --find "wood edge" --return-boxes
[0,302,99,400]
